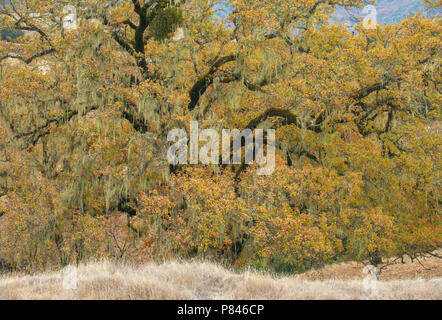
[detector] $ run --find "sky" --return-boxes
[214,0,429,24]
[334,0,427,25]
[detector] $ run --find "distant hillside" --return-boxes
[334,0,427,25]
[215,0,428,24]
[1,30,23,41]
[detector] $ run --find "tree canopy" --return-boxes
[0,0,440,272]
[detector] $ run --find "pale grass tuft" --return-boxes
[0,260,440,300]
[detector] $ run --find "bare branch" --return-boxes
[0,48,56,64]
[123,19,138,30]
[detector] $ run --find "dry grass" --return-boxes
[298,253,442,281]
[0,260,440,300]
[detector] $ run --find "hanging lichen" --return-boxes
[149,6,183,41]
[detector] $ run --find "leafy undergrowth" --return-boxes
[0,260,440,300]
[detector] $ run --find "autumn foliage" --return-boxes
[0,0,440,272]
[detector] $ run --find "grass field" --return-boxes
[0,257,440,300]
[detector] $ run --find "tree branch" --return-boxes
[188,54,237,111]
[0,48,56,64]
[121,106,149,134]
[245,107,299,130]
[8,105,99,147]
